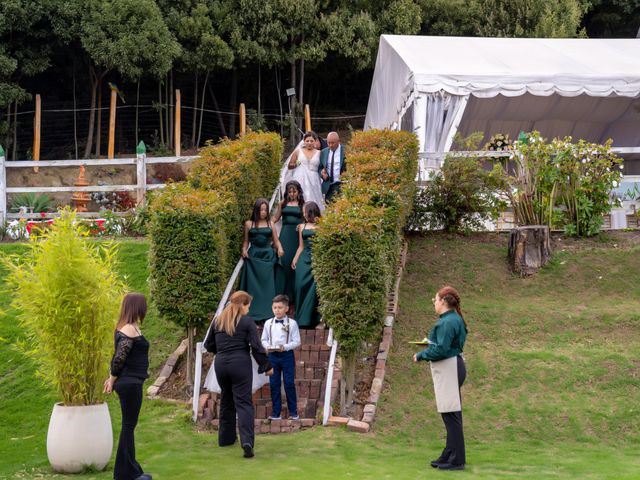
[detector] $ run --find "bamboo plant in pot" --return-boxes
[2,209,125,473]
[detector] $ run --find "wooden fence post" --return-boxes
[239,103,246,137]
[33,94,41,172]
[108,89,117,159]
[0,145,6,226]
[136,141,147,207]
[304,104,311,132]
[175,89,181,157]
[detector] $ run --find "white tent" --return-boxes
[365,35,640,162]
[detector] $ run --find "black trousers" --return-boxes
[214,353,255,448]
[114,381,144,480]
[325,182,342,203]
[438,355,467,466]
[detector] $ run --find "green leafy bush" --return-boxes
[410,155,506,233]
[149,183,235,333]
[1,209,126,405]
[9,192,54,213]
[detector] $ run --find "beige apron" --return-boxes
[430,356,461,413]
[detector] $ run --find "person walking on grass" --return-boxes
[103,293,152,480]
[204,291,273,458]
[413,286,468,471]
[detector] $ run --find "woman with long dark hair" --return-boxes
[239,198,284,322]
[272,181,305,302]
[413,286,468,471]
[291,201,322,328]
[103,293,151,480]
[204,291,273,458]
[288,131,325,210]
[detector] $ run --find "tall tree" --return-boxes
[160,0,233,147]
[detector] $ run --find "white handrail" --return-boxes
[322,330,338,425]
[192,152,292,422]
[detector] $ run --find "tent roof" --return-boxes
[365,35,640,130]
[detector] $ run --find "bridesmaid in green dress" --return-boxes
[291,201,321,329]
[271,181,305,303]
[239,198,284,322]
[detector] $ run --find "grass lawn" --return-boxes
[2,235,640,479]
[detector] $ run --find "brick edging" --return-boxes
[146,339,188,399]
[327,240,409,433]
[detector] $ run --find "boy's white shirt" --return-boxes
[261,316,301,351]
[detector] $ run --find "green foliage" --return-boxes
[0,209,126,405]
[149,183,235,331]
[9,193,54,213]
[495,132,622,237]
[315,129,418,356]
[80,0,181,80]
[410,155,506,233]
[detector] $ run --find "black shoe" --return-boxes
[438,463,465,470]
[134,475,153,480]
[242,443,254,458]
[430,459,446,468]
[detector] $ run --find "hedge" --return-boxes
[313,130,418,356]
[149,183,236,332]
[149,132,283,333]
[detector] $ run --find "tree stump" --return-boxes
[508,226,551,276]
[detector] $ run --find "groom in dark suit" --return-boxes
[318,132,346,203]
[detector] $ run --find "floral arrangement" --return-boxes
[485,133,513,151]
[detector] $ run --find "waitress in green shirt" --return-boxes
[413,286,468,471]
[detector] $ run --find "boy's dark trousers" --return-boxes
[268,350,297,417]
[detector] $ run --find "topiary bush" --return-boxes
[314,129,418,412]
[1,209,126,405]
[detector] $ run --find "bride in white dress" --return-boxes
[287,132,325,211]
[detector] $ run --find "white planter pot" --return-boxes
[47,402,113,473]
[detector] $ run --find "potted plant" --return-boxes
[1,208,125,473]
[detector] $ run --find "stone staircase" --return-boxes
[197,325,336,434]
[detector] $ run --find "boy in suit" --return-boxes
[319,131,346,203]
[261,295,301,420]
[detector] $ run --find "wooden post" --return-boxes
[304,104,311,132]
[239,103,246,136]
[136,141,146,207]
[174,89,181,157]
[33,94,41,172]
[108,89,117,159]
[0,145,6,226]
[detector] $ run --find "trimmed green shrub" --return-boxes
[149,183,235,333]
[314,129,418,411]
[1,209,126,405]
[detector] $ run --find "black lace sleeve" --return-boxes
[110,335,134,376]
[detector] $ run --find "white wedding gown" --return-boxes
[290,147,325,211]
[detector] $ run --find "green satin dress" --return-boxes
[239,226,278,322]
[278,205,303,301]
[294,227,320,329]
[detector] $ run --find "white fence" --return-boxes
[0,148,198,223]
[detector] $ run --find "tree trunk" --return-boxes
[165,73,170,147]
[84,66,98,158]
[207,83,227,137]
[298,58,305,134]
[508,225,551,276]
[73,68,78,159]
[186,326,194,386]
[196,70,209,148]
[135,78,140,147]
[339,354,356,416]
[275,68,284,138]
[191,73,198,147]
[95,80,102,157]
[158,80,164,147]
[12,101,17,160]
[290,60,297,148]
[169,70,174,148]
[257,63,262,117]
[228,68,238,138]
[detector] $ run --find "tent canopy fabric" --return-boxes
[365,35,640,151]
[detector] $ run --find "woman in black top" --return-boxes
[103,293,151,480]
[204,291,273,458]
